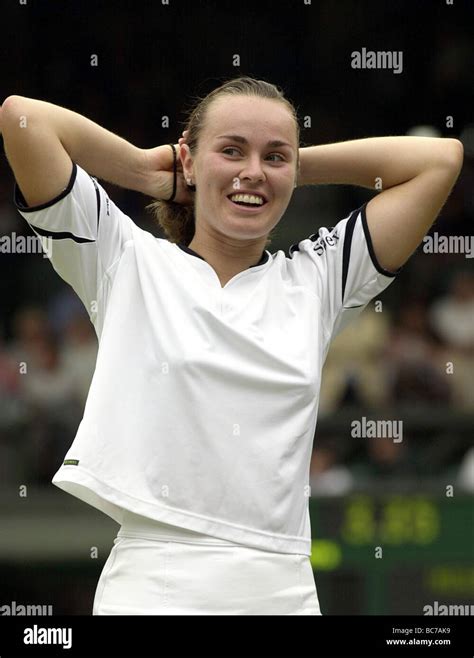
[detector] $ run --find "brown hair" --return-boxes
[145,76,301,248]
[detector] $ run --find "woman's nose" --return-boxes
[239,155,265,181]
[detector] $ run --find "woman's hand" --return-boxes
[140,130,194,205]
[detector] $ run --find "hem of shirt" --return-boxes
[359,201,402,278]
[13,160,77,212]
[51,465,311,556]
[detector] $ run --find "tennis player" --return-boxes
[0,76,463,615]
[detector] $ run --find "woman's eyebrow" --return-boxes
[216,134,293,149]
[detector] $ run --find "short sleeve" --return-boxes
[13,161,134,329]
[287,202,401,342]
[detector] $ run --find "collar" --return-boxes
[177,243,270,268]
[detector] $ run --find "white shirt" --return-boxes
[14,161,399,555]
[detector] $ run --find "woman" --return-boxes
[2,76,463,615]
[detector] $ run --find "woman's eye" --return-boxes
[222,148,285,162]
[267,153,285,162]
[223,147,240,156]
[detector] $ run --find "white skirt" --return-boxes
[93,510,322,615]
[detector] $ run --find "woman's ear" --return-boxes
[179,143,194,183]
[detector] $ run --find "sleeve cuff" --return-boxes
[13,161,77,212]
[359,201,402,277]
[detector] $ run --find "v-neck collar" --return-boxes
[177,243,270,268]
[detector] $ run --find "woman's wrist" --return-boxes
[130,147,155,194]
[139,144,195,205]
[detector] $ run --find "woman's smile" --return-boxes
[226,194,269,214]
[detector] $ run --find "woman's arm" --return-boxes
[297,136,464,272]
[297,136,462,189]
[2,95,148,193]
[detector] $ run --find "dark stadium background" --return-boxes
[0,0,472,616]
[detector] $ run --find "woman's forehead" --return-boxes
[205,98,296,141]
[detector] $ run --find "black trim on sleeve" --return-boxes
[341,208,358,304]
[90,176,101,231]
[13,161,77,212]
[29,225,95,243]
[360,202,401,277]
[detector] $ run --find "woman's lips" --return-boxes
[226,196,268,213]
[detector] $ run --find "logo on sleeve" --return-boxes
[312,229,339,256]
[63,459,79,466]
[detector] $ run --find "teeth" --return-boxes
[230,194,264,205]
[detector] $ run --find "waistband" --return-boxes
[117,509,239,546]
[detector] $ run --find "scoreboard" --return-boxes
[308,494,474,614]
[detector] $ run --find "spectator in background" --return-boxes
[309,440,354,496]
[47,288,86,339]
[429,271,474,411]
[60,311,98,406]
[385,300,451,406]
[14,329,83,485]
[0,330,24,434]
[430,271,474,350]
[6,305,54,371]
[0,334,20,400]
[19,335,79,414]
[0,333,27,487]
[351,436,416,486]
[46,289,98,405]
[319,306,391,416]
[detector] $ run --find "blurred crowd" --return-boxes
[0,293,97,488]
[312,268,474,496]
[320,270,474,415]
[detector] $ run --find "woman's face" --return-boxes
[181,95,299,244]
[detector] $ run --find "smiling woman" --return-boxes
[5,73,410,617]
[145,76,301,259]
